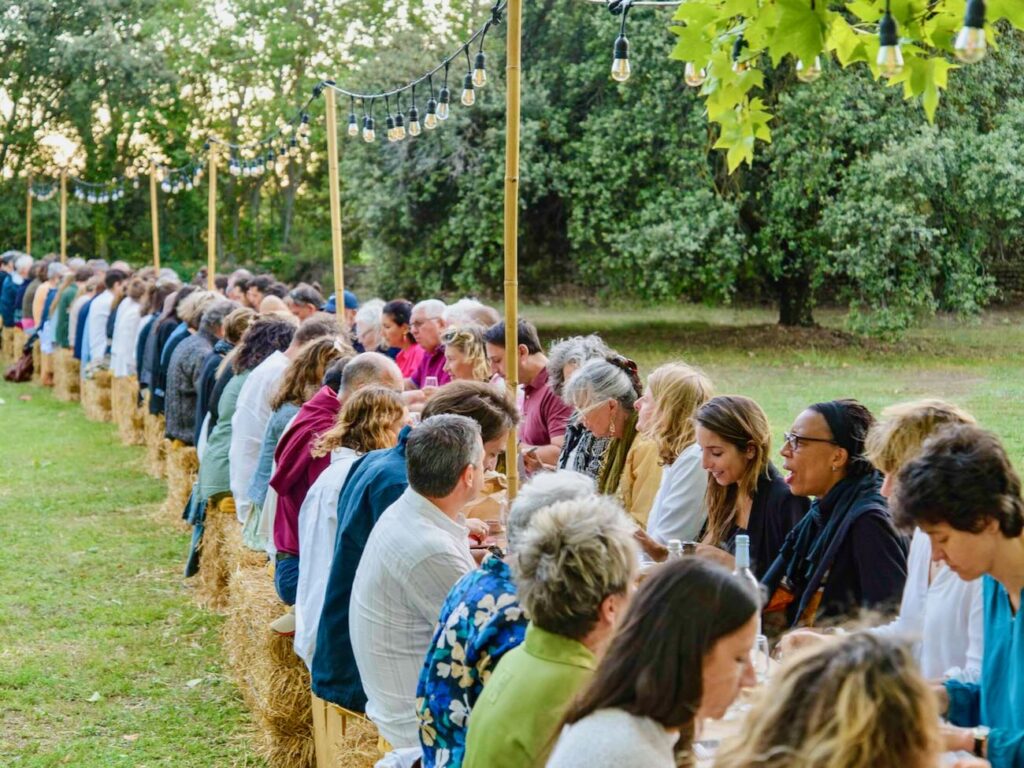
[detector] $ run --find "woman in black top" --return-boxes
[694,395,809,578]
[762,398,909,628]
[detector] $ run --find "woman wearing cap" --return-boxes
[762,398,908,628]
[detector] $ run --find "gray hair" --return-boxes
[178,290,218,329]
[513,495,637,640]
[67,257,86,270]
[355,298,385,352]
[547,334,611,398]
[413,298,447,319]
[407,414,483,498]
[340,351,403,397]
[15,255,33,273]
[47,262,67,280]
[443,298,486,327]
[200,299,237,335]
[507,470,596,553]
[564,357,639,412]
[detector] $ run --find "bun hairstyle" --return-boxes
[604,354,643,398]
[808,399,875,477]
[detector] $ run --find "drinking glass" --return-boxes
[424,376,439,389]
[752,634,771,685]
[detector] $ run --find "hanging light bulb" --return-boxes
[732,36,750,74]
[954,0,986,63]
[348,112,359,137]
[461,73,476,106]
[473,51,487,88]
[684,62,707,87]
[298,112,311,140]
[408,105,421,136]
[796,55,823,83]
[425,98,439,129]
[362,115,376,143]
[611,34,631,82]
[289,138,300,157]
[394,112,406,140]
[876,7,904,78]
[438,87,451,120]
[386,114,397,142]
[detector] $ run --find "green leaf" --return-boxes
[827,16,869,66]
[768,0,829,67]
[989,0,1024,29]
[669,24,714,64]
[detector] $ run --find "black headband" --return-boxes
[811,400,872,476]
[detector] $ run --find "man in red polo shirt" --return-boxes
[484,319,573,474]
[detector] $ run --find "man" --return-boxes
[409,299,450,389]
[287,283,325,322]
[311,381,518,715]
[485,319,573,472]
[85,268,128,364]
[245,274,275,309]
[270,352,403,611]
[2,254,32,330]
[350,415,484,748]
[226,269,253,304]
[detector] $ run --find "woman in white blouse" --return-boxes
[293,386,408,667]
[110,279,145,377]
[783,400,983,682]
[633,362,714,561]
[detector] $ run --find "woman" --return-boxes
[564,356,661,526]
[194,306,256,448]
[463,496,637,768]
[382,299,423,378]
[548,335,611,478]
[693,396,809,577]
[893,424,1024,767]
[713,633,943,768]
[110,278,145,377]
[293,386,408,666]
[762,399,908,628]
[442,325,491,382]
[783,399,983,683]
[546,559,758,768]
[634,363,714,561]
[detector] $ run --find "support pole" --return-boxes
[59,170,67,263]
[324,87,346,333]
[25,176,32,256]
[503,0,523,501]
[207,149,217,291]
[149,165,161,271]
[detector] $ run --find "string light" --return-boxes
[610,1,632,82]
[796,55,823,83]
[461,47,476,106]
[408,86,422,136]
[877,2,904,78]
[955,0,986,63]
[363,100,376,143]
[731,36,750,74]
[438,64,452,120]
[684,62,706,87]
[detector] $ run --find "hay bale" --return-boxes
[112,375,145,445]
[163,441,197,530]
[40,351,55,387]
[53,349,72,401]
[81,369,112,422]
[311,695,380,768]
[223,513,270,572]
[31,341,41,385]
[224,564,316,768]
[194,495,237,613]
[0,327,14,367]
[142,404,167,479]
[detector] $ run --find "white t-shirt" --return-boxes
[870,528,984,682]
[645,442,708,549]
[110,298,142,377]
[294,447,362,668]
[229,350,290,521]
[547,708,679,768]
[86,290,114,362]
[349,488,476,748]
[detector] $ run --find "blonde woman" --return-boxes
[713,632,944,768]
[294,387,408,666]
[442,325,491,383]
[693,396,808,577]
[633,363,713,561]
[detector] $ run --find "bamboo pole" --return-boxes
[150,165,161,271]
[324,87,346,333]
[59,170,67,263]
[504,0,523,501]
[207,149,217,291]
[25,176,32,256]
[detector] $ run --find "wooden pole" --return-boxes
[324,87,346,332]
[25,176,32,256]
[504,0,523,501]
[149,165,161,271]
[59,170,67,263]
[207,149,217,290]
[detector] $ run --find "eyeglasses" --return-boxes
[410,317,441,329]
[782,432,838,452]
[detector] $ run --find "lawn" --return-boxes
[1,305,1022,766]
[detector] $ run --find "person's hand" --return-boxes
[466,518,489,545]
[521,447,544,474]
[777,628,830,657]
[422,385,439,399]
[950,759,990,768]
[633,528,668,562]
[933,681,951,716]
[940,724,975,755]
[693,543,734,569]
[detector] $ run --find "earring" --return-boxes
[610,421,616,438]
[831,466,838,472]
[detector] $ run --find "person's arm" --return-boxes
[646,449,707,544]
[851,511,908,609]
[944,678,982,725]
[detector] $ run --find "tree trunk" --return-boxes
[777,274,815,327]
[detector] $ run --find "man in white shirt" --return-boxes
[349,414,484,748]
[86,269,128,364]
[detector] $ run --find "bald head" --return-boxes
[339,352,404,401]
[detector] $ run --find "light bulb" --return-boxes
[425,98,439,129]
[955,0,986,63]
[394,113,406,140]
[796,56,822,83]
[611,34,631,82]
[438,87,451,120]
[684,61,706,87]
[362,116,375,143]
[289,138,300,157]
[473,51,487,88]
[347,113,359,137]
[461,73,476,106]
[876,10,904,78]
[732,36,750,74]
[408,107,421,137]
[386,115,397,142]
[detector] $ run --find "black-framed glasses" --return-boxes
[783,432,838,452]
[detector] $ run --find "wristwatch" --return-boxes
[972,725,990,757]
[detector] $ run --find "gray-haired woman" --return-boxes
[547,335,611,478]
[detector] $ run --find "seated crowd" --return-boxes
[5,250,1022,768]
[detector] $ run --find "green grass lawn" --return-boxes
[0,381,264,767]
[0,305,1022,766]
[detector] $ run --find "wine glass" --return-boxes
[752,634,771,685]
[424,375,439,389]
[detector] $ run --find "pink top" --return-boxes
[395,343,426,379]
[520,367,573,447]
[411,345,452,389]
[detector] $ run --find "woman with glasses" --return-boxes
[762,398,907,628]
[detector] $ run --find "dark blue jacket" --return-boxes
[1,274,21,327]
[73,296,96,361]
[311,427,412,710]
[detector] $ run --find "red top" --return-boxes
[270,385,341,555]
[519,367,573,447]
[396,343,426,379]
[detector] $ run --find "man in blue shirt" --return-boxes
[1,253,31,329]
[311,381,518,711]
